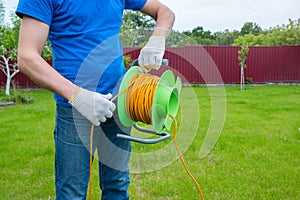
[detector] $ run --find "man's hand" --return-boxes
[69,88,116,126]
[138,36,165,72]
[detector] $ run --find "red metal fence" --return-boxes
[124,45,300,84]
[1,45,299,88]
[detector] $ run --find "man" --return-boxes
[17,0,174,199]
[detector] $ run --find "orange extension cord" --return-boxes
[88,73,204,200]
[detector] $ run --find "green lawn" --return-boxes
[0,86,299,200]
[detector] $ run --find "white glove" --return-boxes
[138,36,165,72]
[69,88,116,126]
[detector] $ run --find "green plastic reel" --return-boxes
[116,59,182,144]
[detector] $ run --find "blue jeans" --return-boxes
[54,105,131,200]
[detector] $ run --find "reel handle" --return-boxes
[130,59,169,68]
[116,124,170,144]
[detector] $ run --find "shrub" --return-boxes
[246,77,253,84]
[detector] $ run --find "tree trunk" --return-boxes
[1,56,19,96]
[240,66,244,90]
[5,76,11,95]
[3,56,11,96]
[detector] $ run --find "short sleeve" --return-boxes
[125,0,147,10]
[16,0,53,26]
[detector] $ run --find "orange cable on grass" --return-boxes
[168,114,205,200]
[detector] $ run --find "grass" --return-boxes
[0,90,56,199]
[0,86,300,199]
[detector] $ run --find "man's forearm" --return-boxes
[18,53,77,101]
[141,0,175,38]
[153,5,175,38]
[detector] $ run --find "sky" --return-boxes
[3,0,300,32]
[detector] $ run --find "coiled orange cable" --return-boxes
[125,73,159,124]
[88,73,204,200]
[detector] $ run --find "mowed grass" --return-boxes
[0,86,299,199]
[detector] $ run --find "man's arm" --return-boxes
[138,0,175,72]
[18,15,78,100]
[140,0,175,38]
[18,15,115,125]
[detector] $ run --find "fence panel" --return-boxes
[125,45,300,84]
[1,45,299,88]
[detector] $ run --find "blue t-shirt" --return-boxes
[16,0,147,107]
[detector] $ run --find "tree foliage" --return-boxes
[238,45,249,90]
[179,19,300,46]
[215,29,240,45]
[0,0,4,26]
[121,10,155,31]
[0,15,21,60]
[183,26,217,45]
[238,45,249,69]
[240,22,263,36]
[120,11,155,47]
[121,11,300,47]
[121,11,200,47]
[233,19,300,46]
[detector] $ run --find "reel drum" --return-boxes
[116,59,182,144]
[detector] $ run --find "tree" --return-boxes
[240,22,263,36]
[0,10,20,95]
[268,18,300,45]
[238,45,249,90]
[215,29,240,45]
[0,46,19,95]
[183,26,216,45]
[167,30,199,47]
[0,28,19,95]
[232,33,262,46]
[233,18,300,46]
